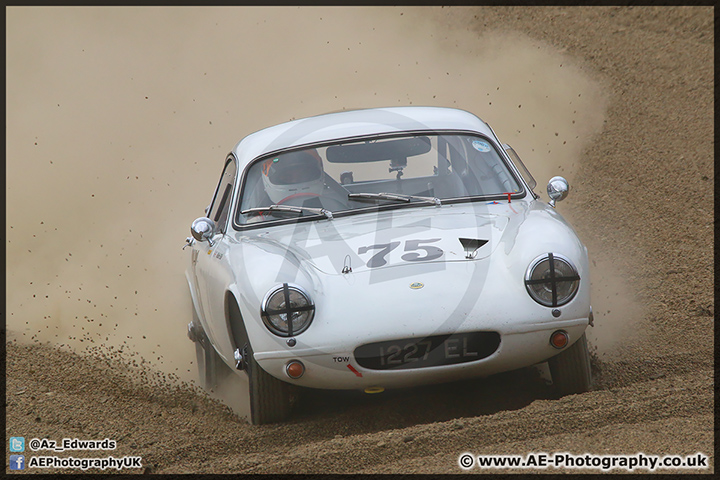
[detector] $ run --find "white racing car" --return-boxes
[185,106,593,424]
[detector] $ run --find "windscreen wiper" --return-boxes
[348,192,442,206]
[241,204,333,219]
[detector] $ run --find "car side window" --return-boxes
[207,157,237,234]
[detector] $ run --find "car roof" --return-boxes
[231,106,494,170]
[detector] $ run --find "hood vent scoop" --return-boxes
[459,238,488,259]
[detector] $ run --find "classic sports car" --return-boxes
[185,106,593,424]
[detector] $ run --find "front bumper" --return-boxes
[253,317,589,390]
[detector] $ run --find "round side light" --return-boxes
[286,360,305,379]
[550,330,569,349]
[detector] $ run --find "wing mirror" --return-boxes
[547,176,569,208]
[191,217,217,246]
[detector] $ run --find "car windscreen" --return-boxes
[236,133,523,225]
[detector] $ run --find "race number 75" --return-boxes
[357,238,443,268]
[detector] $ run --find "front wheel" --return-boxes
[246,343,294,425]
[548,333,592,397]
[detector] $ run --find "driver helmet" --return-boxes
[261,150,325,204]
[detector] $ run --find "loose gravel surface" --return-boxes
[5,6,713,475]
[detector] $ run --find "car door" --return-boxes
[193,155,238,360]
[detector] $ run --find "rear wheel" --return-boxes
[548,333,592,397]
[195,340,225,391]
[192,308,229,391]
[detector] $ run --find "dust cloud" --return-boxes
[7,7,619,385]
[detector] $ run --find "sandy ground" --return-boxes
[5,6,713,474]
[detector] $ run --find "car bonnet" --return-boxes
[238,202,527,276]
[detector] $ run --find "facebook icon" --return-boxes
[10,455,25,470]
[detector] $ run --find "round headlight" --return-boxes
[524,253,580,307]
[261,283,315,337]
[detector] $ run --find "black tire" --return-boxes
[247,341,294,425]
[227,299,295,425]
[548,333,592,397]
